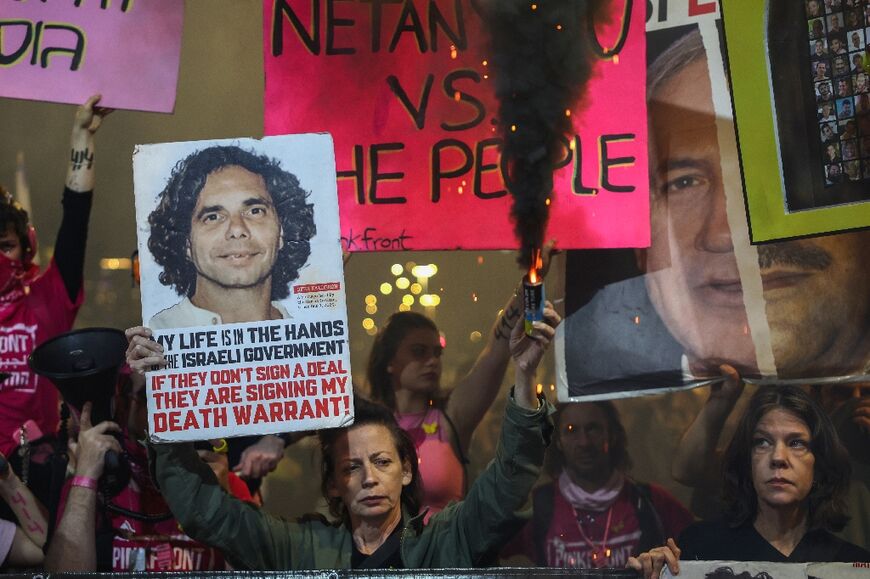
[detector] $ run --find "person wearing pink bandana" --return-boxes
[0,95,111,515]
[504,401,693,568]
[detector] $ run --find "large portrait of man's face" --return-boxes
[642,52,758,377]
[186,165,284,293]
[559,26,870,399]
[144,145,316,329]
[645,36,870,378]
[134,136,340,331]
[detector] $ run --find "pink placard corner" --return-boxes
[0,0,183,113]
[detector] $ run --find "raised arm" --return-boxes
[448,302,560,562]
[510,300,559,409]
[446,242,558,450]
[55,94,112,302]
[125,326,294,569]
[671,364,743,486]
[0,454,47,568]
[153,442,289,569]
[44,402,122,572]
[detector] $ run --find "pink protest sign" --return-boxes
[264,0,648,251]
[0,0,183,113]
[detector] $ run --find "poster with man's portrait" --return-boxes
[556,8,870,402]
[133,134,353,441]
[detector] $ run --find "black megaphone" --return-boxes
[29,328,129,495]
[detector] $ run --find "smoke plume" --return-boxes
[476,0,611,265]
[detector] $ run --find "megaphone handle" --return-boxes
[103,428,127,473]
[104,449,121,473]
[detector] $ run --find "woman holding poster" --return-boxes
[128,301,559,570]
[628,385,870,578]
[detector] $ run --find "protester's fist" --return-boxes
[75,402,122,480]
[709,364,745,404]
[125,326,167,376]
[509,300,560,374]
[234,435,285,479]
[73,94,112,135]
[627,538,681,579]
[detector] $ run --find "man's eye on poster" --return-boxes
[557,16,870,403]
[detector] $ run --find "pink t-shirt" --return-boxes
[396,407,465,517]
[0,259,82,455]
[509,480,695,568]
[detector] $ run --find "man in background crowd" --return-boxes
[505,401,693,568]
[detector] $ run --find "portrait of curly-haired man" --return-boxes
[136,141,322,329]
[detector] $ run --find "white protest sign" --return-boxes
[133,133,353,441]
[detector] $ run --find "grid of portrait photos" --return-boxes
[808,0,870,184]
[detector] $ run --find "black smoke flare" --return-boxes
[475,0,611,264]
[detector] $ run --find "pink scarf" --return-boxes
[558,470,625,512]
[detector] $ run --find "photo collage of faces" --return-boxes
[807,0,870,184]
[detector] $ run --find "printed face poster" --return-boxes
[556,2,870,402]
[0,0,183,113]
[264,0,649,251]
[722,0,870,242]
[133,134,353,441]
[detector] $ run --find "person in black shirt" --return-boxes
[0,95,110,525]
[628,386,869,577]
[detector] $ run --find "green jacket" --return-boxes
[154,395,551,570]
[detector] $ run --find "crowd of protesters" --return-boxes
[1,26,870,573]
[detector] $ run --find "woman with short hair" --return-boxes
[629,385,870,578]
